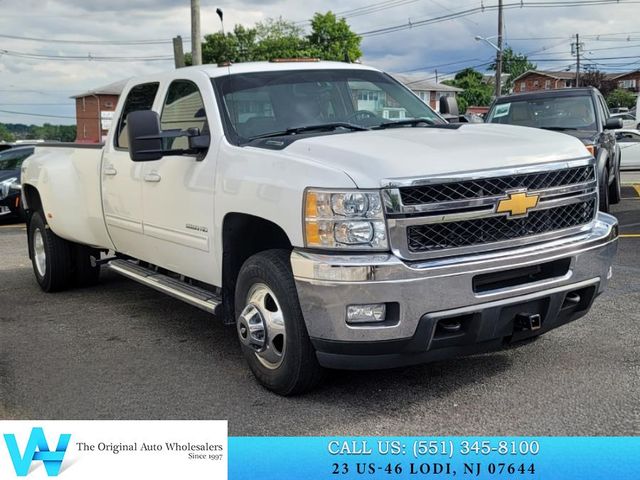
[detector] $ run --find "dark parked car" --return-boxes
[0,145,34,220]
[486,87,623,212]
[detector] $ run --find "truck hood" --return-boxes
[283,124,590,188]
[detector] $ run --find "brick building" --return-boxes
[610,70,640,95]
[511,70,577,93]
[72,79,127,143]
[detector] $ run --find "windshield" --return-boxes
[487,95,597,131]
[0,149,33,170]
[212,69,444,142]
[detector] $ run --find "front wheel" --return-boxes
[235,249,324,395]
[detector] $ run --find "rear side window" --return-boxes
[160,80,209,150]
[115,82,159,149]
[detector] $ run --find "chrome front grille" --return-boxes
[399,165,594,205]
[407,199,596,253]
[383,158,598,260]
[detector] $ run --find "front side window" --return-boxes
[160,80,209,150]
[213,69,444,143]
[115,82,159,149]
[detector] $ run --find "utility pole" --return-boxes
[494,0,503,98]
[576,34,581,87]
[191,0,202,65]
[173,36,185,69]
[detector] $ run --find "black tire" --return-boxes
[609,166,621,205]
[599,168,610,212]
[28,211,73,292]
[234,249,324,395]
[72,244,101,287]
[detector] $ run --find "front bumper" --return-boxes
[292,213,618,369]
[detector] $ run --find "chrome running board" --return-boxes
[107,259,221,314]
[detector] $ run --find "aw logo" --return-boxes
[3,427,71,477]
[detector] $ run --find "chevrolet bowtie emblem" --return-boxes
[496,191,540,218]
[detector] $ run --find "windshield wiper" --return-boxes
[249,122,369,140]
[539,126,578,131]
[374,118,436,129]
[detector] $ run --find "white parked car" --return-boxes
[612,113,639,130]
[616,129,640,169]
[20,61,618,394]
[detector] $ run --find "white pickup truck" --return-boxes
[21,60,618,395]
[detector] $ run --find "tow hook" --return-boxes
[515,313,542,331]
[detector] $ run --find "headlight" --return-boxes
[304,189,388,250]
[0,177,18,200]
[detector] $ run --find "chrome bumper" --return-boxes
[292,213,618,345]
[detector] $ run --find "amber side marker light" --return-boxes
[585,144,596,157]
[269,58,321,63]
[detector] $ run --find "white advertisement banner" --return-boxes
[0,420,227,479]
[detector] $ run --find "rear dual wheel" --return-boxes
[29,211,101,292]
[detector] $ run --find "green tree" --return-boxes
[307,12,362,62]
[489,47,536,94]
[0,123,15,142]
[253,18,313,60]
[200,24,258,64]
[607,88,637,109]
[197,13,362,65]
[443,68,493,111]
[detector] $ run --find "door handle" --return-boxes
[103,166,117,176]
[144,172,162,183]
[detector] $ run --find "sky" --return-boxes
[1,0,640,125]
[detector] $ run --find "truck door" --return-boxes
[140,78,218,284]
[102,82,160,260]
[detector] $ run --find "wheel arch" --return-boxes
[221,212,293,323]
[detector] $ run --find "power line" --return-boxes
[358,0,640,37]
[0,109,76,119]
[0,33,191,45]
[0,49,173,62]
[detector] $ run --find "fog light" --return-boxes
[346,304,386,324]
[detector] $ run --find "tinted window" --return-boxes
[115,82,159,149]
[160,80,209,150]
[488,95,597,131]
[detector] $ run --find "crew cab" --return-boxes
[486,87,623,212]
[20,61,618,395]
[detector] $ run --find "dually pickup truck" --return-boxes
[21,60,618,395]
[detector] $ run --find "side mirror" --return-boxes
[439,96,459,117]
[605,117,623,130]
[127,110,163,162]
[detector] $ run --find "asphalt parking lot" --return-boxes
[1,178,639,437]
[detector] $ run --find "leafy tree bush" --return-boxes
[606,88,637,109]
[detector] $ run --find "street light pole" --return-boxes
[495,0,503,98]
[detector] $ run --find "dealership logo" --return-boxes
[496,190,540,218]
[4,427,71,477]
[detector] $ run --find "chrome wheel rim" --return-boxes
[33,229,46,277]
[237,283,286,370]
